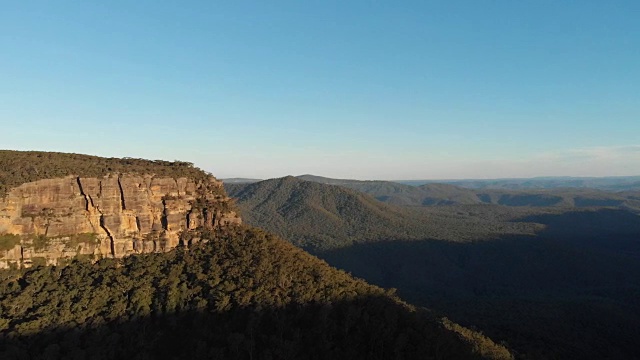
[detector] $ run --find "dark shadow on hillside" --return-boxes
[422,198,456,206]
[516,208,640,257]
[496,194,564,207]
[317,234,640,360]
[574,197,625,207]
[0,296,484,360]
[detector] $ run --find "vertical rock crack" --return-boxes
[100,215,116,258]
[78,177,116,258]
[161,198,168,230]
[117,176,126,210]
[76,177,90,211]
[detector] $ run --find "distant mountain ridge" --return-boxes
[223,174,640,192]
[400,175,640,191]
[220,177,263,184]
[296,174,640,211]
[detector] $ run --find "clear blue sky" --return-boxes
[1,1,638,179]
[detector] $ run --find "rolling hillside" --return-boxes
[225,177,539,251]
[226,177,640,359]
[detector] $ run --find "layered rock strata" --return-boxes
[0,174,240,268]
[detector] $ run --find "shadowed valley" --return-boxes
[226,176,640,359]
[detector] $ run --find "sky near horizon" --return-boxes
[1,1,639,180]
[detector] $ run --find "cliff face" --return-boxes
[0,174,240,269]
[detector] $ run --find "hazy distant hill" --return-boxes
[224,174,640,209]
[220,177,263,184]
[401,176,640,191]
[225,176,640,359]
[475,188,640,210]
[297,174,640,211]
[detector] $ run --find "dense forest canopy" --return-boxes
[0,226,511,360]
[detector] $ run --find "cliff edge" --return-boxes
[0,151,240,268]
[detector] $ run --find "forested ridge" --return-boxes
[296,175,640,211]
[0,150,217,196]
[0,226,511,360]
[226,177,640,359]
[225,177,539,251]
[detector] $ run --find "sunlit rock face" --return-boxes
[0,174,241,268]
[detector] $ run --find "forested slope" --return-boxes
[225,177,538,251]
[226,177,640,359]
[0,227,511,360]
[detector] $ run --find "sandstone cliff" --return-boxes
[0,174,240,269]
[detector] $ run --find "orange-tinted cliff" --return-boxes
[0,173,240,269]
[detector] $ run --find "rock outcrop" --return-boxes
[0,174,240,269]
